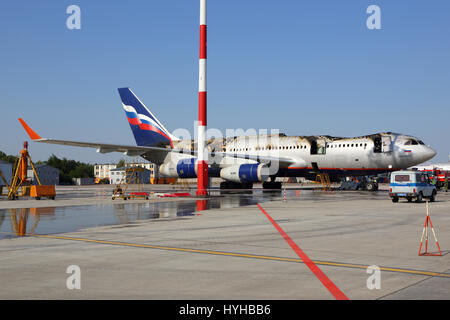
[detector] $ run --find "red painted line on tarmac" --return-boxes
[256,203,349,300]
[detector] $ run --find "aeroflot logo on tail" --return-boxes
[123,104,170,136]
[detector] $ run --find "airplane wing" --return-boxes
[18,118,170,157]
[31,138,171,157]
[19,118,298,167]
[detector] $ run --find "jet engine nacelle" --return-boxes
[160,158,197,178]
[220,163,269,183]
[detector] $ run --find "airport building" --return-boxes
[27,164,59,185]
[94,162,160,183]
[109,167,151,185]
[94,164,118,180]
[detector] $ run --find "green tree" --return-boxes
[0,150,18,164]
[45,154,94,185]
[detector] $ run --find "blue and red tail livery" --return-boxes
[118,88,176,148]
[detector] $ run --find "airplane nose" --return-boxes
[424,146,437,161]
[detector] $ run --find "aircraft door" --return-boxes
[317,139,327,155]
[310,138,326,155]
[381,136,392,153]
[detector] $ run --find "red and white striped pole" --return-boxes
[197,0,208,196]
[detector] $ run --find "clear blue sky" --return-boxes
[1,0,449,164]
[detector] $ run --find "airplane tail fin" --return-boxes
[118,88,178,148]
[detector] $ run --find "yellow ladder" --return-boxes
[315,173,331,191]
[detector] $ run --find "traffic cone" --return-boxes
[418,201,442,256]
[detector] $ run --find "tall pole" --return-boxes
[197,0,208,196]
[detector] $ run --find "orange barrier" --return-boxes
[30,185,56,200]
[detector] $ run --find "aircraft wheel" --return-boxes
[220,181,230,189]
[263,181,282,190]
[392,197,399,203]
[366,182,375,191]
[242,183,253,189]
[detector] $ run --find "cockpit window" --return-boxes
[418,140,425,145]
[404,139,419,145]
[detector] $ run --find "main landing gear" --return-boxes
[219,177,283,193]
[339,177,379,191]
[365,180,379,192]
[262,181,282,190]
[220,181,253,191]
[262,176,282,191]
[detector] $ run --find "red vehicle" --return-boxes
[418,168,449,189]
[435,169,450,188]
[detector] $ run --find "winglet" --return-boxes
[18,118,42,140]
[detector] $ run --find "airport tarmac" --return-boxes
[0,185,449,300]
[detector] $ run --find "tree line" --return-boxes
[0,151,94,185]
[45,154,94,184]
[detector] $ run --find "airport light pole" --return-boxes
[197,0,208,196]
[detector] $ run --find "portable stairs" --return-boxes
[112,166,149,200]
[315,173,331,191]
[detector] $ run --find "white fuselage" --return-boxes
[158,132,436,181]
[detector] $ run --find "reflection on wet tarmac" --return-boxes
[3,207,55,237]
[0,191,282,239]
[0,189,387,239]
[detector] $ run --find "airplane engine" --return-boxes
[220,163,269,183]
[160,158,197,178]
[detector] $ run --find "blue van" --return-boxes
[389,171,436,203]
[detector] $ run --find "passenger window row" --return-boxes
[226,142,368,152]
[328,143,367,148]
[227,145,307,152]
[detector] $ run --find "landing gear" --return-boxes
[220,181,253,193]
[365,181,379,192]
[339,176,378,191]
[262,176,282,191]
[262,181,282,190]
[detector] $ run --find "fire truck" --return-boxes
[433,168,450,189]
[412,163,450,190]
